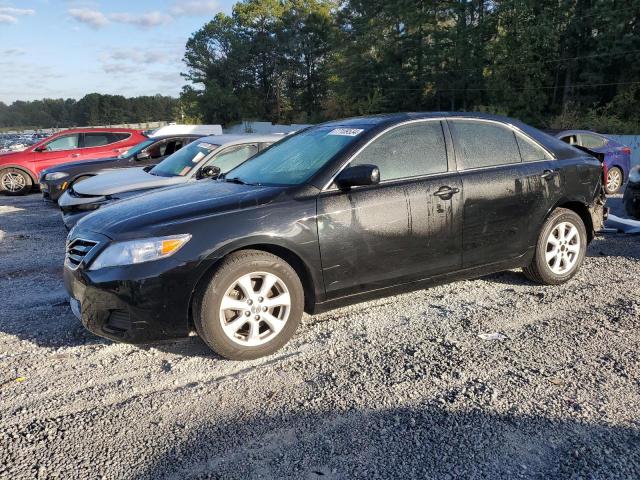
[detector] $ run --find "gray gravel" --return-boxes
[1,193,639,480]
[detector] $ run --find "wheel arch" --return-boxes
[0,164,37,183]
[187,240,321,331]
[552,200,595,243]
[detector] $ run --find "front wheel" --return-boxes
[0,168,32,195]
[193,250,304,360]
[523,208,587,285]
[605,166,623,194]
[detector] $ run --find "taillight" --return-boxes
[602,162,608,186]
[622,146,631,155]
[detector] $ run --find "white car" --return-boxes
[58,134,282,229]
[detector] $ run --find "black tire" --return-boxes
[0,168,33,196]
[523,208,587,285]
[605,166,623,194]
[193,250,304,360]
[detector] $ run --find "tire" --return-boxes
[605,166,623,194]
[523,208,587,285]
[0,168,32,196]
[193,250,304,360]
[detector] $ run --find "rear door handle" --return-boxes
[71,153,81,157]
[434,186,460,198]
[541,169,558,180]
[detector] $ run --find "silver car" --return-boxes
[58,134,281,229]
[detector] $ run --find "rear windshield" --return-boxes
[150,141,219,177]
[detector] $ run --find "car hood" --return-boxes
[42,156,120,175]
[0,150,27,161]
[74,180,288,237]
[72,167,183,196]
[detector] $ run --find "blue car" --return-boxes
[556,130,631,194]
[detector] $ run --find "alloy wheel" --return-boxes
[1,172,26,192]
[218,271,291,347]
[607,168,622,193]
[545,221,580,275]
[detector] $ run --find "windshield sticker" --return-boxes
[327,128,364,137]
[197,142,218,151]
[192,151,206,163]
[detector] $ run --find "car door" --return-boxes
[31,133,82,172]
[448,119,558,268]
[317,120,463,299]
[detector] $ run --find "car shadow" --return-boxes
[137,404,640,479]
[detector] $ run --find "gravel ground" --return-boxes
[1,193,639,480]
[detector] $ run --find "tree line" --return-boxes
[0,93,178,130]
[181,0,640,132]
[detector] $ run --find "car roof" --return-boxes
[319,111,542,128]
[554,130,607,137]
[195,134,284,145]
[147,134,203,141]
[51,128,143,135]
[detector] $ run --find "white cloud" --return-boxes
[170,1,218,16]
[0,14,17,24]
[0,5,35,24]
[68,8,109,28]
[109,11,172,28]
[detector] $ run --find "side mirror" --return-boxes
[34,145,47,152]
[200,165,221,179]
[335,164,380,189]
[135,152,151,161]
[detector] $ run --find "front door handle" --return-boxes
[434,186,460,199]
[71,153,81,158]
[540,169,558,180]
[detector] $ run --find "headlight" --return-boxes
[44,172,69,181]
[629,166,640,184]
[89,234,191,270]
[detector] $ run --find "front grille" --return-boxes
[65,238,98,269]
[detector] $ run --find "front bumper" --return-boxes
[39,178,69,202]
[63,244,203,344]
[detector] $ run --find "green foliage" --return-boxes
[182,0,640,132]
[0,94,178,129]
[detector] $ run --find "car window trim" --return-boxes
[446,118,556,172]
[81,132,133,150]
[322,118,450,192]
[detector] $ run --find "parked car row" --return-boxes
[0,132,51,153]
[0,128,148,195]
[55,113,608,361]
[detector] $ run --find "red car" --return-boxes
[0,128,147,195]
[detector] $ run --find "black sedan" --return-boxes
[39,135,201,201]
[64,113,606,360]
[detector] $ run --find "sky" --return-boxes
[0,0,235,104]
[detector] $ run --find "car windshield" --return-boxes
[150,141,219,177]
[223,126,369,185]
[118,139,154,159]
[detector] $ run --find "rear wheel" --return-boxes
[605,166,623,194]
[523,208,587,285]
[0,168,32,196]
[194,250,304,360]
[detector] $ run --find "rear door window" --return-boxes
[351,121,448,181]
[580,134,607,149]
[44,134,80,151]
[83,133,111,148]
[449,120,521,169]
